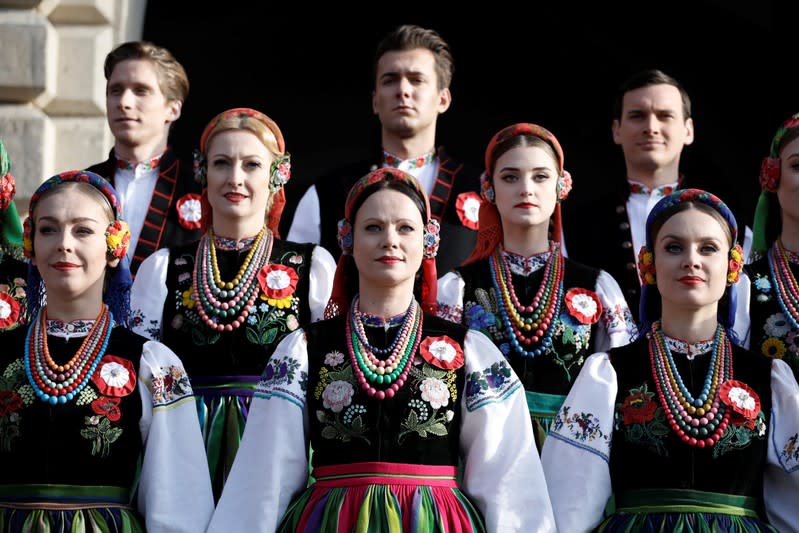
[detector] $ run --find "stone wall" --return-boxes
[0,0,146,215]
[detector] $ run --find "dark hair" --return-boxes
[613,69,691,122]
[374,24,454,91]
[104,41,189,104]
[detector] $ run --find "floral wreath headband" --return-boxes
[636,188,743,286]
[23,171,131,260]
[336,168,440,259]
[0,138,16,211]
[193,107,291,193]
[479,123,573,204]
[759,112,799,192]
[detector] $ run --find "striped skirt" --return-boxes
[0,484,142,533]
[597,489,777,532]
[278,462,485,533]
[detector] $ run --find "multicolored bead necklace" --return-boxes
[24,305,113,405]
[768,240,799,330]
[648,321,733,448]
[193,226,273,332]
[346,296,423,400]
[489,243,564,357]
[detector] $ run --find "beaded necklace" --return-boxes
[768,240,799,330]
[489,243,564,357]
[648,321,733,448]
[346,296,423,401]
[24,305,113,405]
[193,226,273,332]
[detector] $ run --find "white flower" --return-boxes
[765,313,791,338]
[572,293,598,316]
[462,196,480,223]
[324,350,345,366]
[428,339,457,363]
[322,380,354,413]
[445,410,454,422]
[0,299,10,319]
[100,361,130,387]
[728,386,756,410]
[420,377,449,409]
[179,198,202,222]
[266,269,291,290]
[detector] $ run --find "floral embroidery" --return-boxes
[455,192,481,230]
[547,312,589,383]
[324,350,345,366]
[754,275,772,294]
[761,337,787,359]
[465,360,519,411]
[780,433,799,470]
[91,356,136,397]
[419,336,464,370]
[80,397,123,457]
[398,363,457,443]
[552,405,607,444]
[0,277,27,331]
[315,358,370,444]
[176,193,202,230]
[150,365,192,406]
[564,288,602,324]
[0,358,35,451]
[765,313,791,338]
[615,384,669,456]
[713,411,766,458]
[322,380,354,413]
[436,302,462,324]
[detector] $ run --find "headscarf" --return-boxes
[637,189,743,337]
[324,168,440,318]
[193,107,291,237]
[463,123,572,265]
[0,137,24,259]
[23,171,133,326]
[750,112,799,261]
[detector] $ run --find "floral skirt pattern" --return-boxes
[277,462,485,533]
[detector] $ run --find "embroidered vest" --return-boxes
[746,256,799,380]
[315,147,480,275]
[608,339,771,502]
[304,314,466,467]
[86,149,203,276]
[456,257,600,394]
[161,239,315,376]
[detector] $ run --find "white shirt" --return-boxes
[114,163,160,260]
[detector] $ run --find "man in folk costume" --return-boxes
[287,24,482,276]
[86,41,203,276]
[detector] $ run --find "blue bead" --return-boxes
[48,396,57,405]
[58,395,66,404]
[66,392,74,400]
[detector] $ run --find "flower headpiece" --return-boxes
[0,137,23,259]
[194,107,291,237]
[751,112,799,260]
[24,170,132,325]
[326,168,439,318]
[465,123,571,265]
[638,188,742,335]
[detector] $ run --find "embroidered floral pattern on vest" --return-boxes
[314,352,370,445]
[398,362,458,443]
[81,396,123,457]
[0,358,34,451]
[614,383,670,456]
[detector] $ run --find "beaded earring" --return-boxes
[638,246,656,285]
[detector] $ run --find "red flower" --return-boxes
[91,356,136,397]
[565,288,602,324]
[176,193,203,230]
[720,380,760,424]
[0,390,23,416]
[0,293,20,330]
[91,396,121,422]
[759,157,781,192]
[455,192,481,230]
[258,264,299,299]
[619,391,658,424]
[0,172,15,210]
[419,335,465,370]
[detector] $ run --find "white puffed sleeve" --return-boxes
[459,330,555,532]
[129,248,170,341]
[541,351,616,533]
[764,358,799,532]
[308,245,336,322]
[137,340,214,533]
[594,270,639,351]
[436,270,465,324]
[733,270,752,348]
[207,329,310,533]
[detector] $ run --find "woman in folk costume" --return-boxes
[0,171,213,532]
[437,123,637,446]
[738,112,799,379]
[542,188,799,532]
[130,107,336,498]
[208,168,555,532]
[0,137,29,332]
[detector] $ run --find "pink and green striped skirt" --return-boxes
[278,462,485,533]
